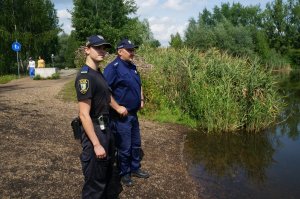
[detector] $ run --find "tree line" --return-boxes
[1,0,299,75]
[0,0,159,75]
[0,0,60,74]
[170,0,300,69]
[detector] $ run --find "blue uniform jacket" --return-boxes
[104,56,142,113]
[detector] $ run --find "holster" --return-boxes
[71,117,82,140]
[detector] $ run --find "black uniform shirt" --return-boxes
[75,65,111,118]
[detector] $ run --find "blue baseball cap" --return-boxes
[117,39,138,49]
[86,35,112,48]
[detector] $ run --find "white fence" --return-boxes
[35,68,58,78]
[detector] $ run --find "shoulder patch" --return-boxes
[78,79,89,94]
[113,62,118,67]
[81,66,89,74]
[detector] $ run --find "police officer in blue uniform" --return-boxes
[75,35,128,198]
[104,39,150,186]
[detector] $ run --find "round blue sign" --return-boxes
[12,42,21,52]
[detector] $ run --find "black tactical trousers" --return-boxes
[80,124,122,199]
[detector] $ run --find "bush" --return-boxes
[33,75,42,80]
[50,73,60,79]
[33,73,60,80]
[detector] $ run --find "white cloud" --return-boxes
[57,9,71,19]
[136,0,207,46]
[135,0,159,8]
[163,0,207,11]
[148,16,188,46]
[57,9,73,34]
[163,0,183,10]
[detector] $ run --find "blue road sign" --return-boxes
[12,42,21,52]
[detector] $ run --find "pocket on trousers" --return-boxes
[95,159,110,181]
[80,150,92,176]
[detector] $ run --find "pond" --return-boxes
[184,71,300,199]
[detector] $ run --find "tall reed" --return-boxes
[138,46,283,132]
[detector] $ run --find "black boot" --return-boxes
[131,169,150,178]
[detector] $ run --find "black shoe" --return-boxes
[121,174,134,186]
[131,169,150,178]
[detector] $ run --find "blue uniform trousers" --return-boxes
[111,114,141,176]
[80,124,122,199]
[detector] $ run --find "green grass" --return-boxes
[140,106,197,128]
[57,79,77,102]
[0,75,17,84]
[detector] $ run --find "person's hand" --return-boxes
[94,144,106,159]
[117,106,128,116]
[140,100,144,109]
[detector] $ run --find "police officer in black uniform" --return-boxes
[75,35,128,199]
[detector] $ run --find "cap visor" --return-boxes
[91,42,112,48]
[118,44,139,49]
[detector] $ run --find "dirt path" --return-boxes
[0,74,199,199]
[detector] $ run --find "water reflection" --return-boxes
[185,70,300,198]
[184,131,278,184]
[275,70,300,140]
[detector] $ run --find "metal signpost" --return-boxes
[51,54,54,67]
[12,41,21,78]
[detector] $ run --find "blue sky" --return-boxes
[51,0,272,46]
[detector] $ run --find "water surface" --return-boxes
[184,71,300,199]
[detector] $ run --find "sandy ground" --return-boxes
[0,72,199,199]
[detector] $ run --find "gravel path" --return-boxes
[0,74,199,199]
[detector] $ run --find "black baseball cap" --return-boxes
[86,35,112,48]
[117,39,138,49]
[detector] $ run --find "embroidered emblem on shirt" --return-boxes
[79,79,89,94]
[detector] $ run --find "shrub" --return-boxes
[50,73,60,79]
[33,75,41,80]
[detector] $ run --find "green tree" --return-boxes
[72,0,151,47]
[0,0,60,74]
[286,0,300,66]
[213,20,255,56]
[287,0,300,49]
[264,0,289,53]
[169,32,183,49]
[200,8,215,26]
[139,19,161,47]
[184,18,198,47]
[56,33,80,69]
[183,1,292,68]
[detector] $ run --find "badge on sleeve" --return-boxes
[78,79,89,94]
